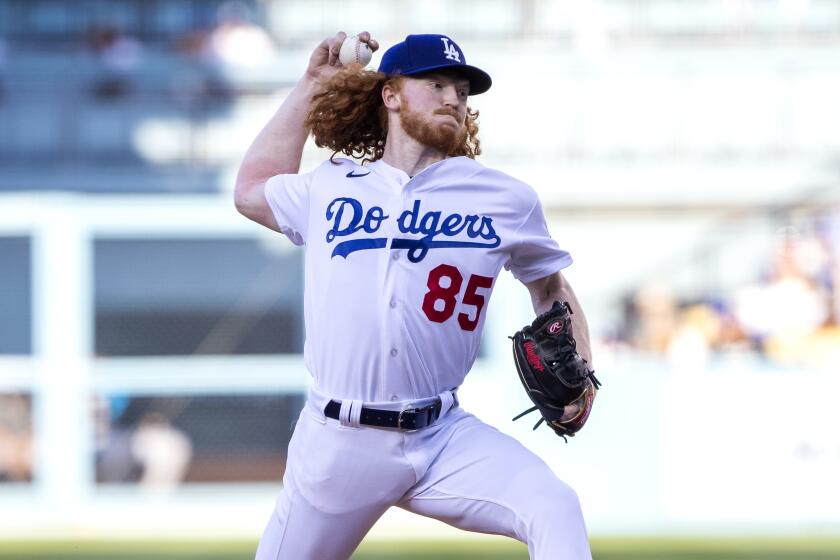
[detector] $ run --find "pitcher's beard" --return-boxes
[399,103,466,155]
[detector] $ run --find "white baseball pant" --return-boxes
[255,397,591,560]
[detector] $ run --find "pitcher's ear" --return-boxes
[382,78,403,111]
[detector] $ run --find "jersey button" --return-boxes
[390,348,398,357]
[389,299,397,308]
[390,394,399,401]
[391,252,399,261]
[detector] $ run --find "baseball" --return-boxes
[338,34,373,66]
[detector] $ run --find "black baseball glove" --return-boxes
[511,300,601,440]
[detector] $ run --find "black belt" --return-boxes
[324,398,445,431]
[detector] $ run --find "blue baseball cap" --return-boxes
[378,34,492,95]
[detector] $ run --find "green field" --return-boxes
[1,538,839,560]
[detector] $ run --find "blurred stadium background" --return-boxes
[1,0,839,558]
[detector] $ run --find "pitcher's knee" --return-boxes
[520,479,584,525]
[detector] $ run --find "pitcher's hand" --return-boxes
[305,31,379,84]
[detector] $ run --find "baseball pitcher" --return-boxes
[234,31,598,560]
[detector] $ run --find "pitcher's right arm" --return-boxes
[233,31,378,231]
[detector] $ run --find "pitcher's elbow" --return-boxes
[233,187,246,214]
[233,183,256,219]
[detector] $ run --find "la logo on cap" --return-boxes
[440,37,461,62]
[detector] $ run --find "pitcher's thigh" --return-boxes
[255,406,412,560]
[399,413,590,558]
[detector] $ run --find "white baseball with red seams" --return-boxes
[338,34,373,66]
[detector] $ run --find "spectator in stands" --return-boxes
[822,213,840,322]
[0,395,33,483]
[131,412,193,491]
[203,1,275,68]
[84,25,144,99]
[631,282,677,353]
[734,227,832,365]
[667,303,722,374]
[94,395,141,484]
[172,1,275,100]
[621,218,840,369]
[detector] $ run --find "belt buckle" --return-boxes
[397,407,417,431]
[398,403,438,431]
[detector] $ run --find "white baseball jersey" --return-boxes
[264,156,571,403]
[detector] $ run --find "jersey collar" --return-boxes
[369,157,482,190]
[368,158,411,187]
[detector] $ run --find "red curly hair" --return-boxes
[304,65,481,163]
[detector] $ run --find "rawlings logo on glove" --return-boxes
[511,301,601,441]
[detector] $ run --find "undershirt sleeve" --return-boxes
[504,197,573,284]
[263,169,315,246]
